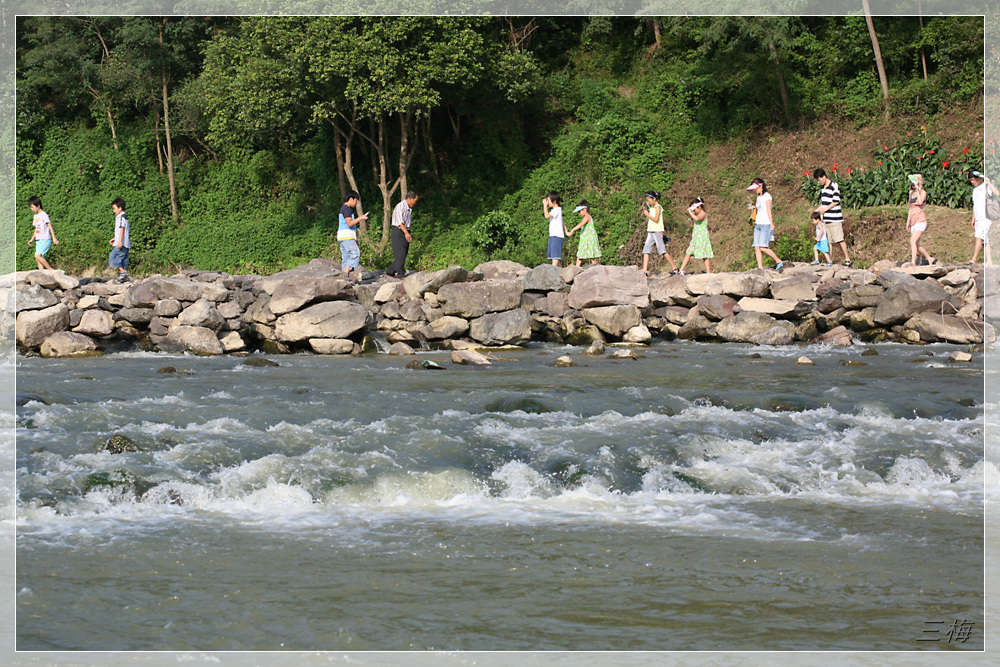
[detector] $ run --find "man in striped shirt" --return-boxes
[387,189,419,278]
[813,168,852,267]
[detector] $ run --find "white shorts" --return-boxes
[975,218,992,242]
[910,222,927,234]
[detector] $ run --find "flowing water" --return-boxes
[10,341,991,653]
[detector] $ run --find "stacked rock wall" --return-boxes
[2,258,993,357]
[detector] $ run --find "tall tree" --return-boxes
[861,0,891,121]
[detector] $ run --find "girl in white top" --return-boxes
[746,178,784,271]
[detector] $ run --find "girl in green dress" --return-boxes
[678,196,713,275]
[567,200,602,266]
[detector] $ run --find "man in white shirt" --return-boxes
[969,170,998,265]
[387,190,419,278]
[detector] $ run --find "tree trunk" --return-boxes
[160,21,179,222]
[862,0,891,121]
[768,41,794,126]
[919,4,928,81]
[154,109,163,173]
[87,87,118,150]
[423,111,441,184]
[332,118,347,202]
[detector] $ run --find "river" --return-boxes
[7,339,994,658]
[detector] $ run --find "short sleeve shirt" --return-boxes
[115,212,131,248]
[338,204,358,241]
[973,182,988,222]
[821,182,843,224]
[755,193,773,226]
[33,211,51,240]
[391,200,413,229]
[548,206,564,238]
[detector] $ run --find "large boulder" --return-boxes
[902,313,984,344]
[873,279,958,327]
[163,325,225,355]
[581,305,642,337]
[940,268,973,287]
[244,295,276,324]
[696,294,739,321]
[417,316,470,341]
[841,285,885,309]
[437,279,523,318]
[676,314,717,341]
[123,281,159,309]
[26,269,78,290]
[523,264,569,293]
[416,266,472,297]
[13,283,58,312]
[259,258,344,294]
[309,338,357,355]
[751,326,794,346]
[685,273,728,296]
[114,307,155,325]
[736,297,798,318]
[268,278,355,315]
[770,274,817,301]
[40,331,101,358]
[177,299,226,331]
[715,311,793,343]
[544,292,570,318]
[648,274,694,307]
[73,309,113,336]
[16,303,70,348]
[148,277,207,302]
[469,309,531,346]
[473,260,530,280]
[568,265,649,309]
[722,272,771,298]
[274,301,371,342]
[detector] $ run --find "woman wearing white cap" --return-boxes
[906,173,936,266]
[746,178,784,271]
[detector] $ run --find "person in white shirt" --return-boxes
[968,170,998,266]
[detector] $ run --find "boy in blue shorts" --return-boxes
[338,191,368,283]
[109,197,131,283]
[27,196,59,270]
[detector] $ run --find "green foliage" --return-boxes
[800,129,982,210]
[470,210,517,258]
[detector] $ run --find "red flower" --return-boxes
[963,148,969,154]
[877,160,882,165]
[929,150,936,154]
[833,162,838,170]
[943,161,949,168]
[804,171,809,177]
[847,168,853,175]
[907,133,911,137]
[883,145,888,150]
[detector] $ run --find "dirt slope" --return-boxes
[652,108,984,272]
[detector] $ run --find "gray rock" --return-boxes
[841,285,885,309]
[148,277,205,302]
[244,295,277,325]
[114,307,155,325]
[274,301,371,343]
[583,340,605,355]
[902,313,984,344]
[582,305,642,337]
[309,338,357,354]
[269,278,355,315]
[438,279,524,318]
[14,283,59,312]
[552,355,577,367]
[697,294,739,321]
[813,325,853,346]
[163,325,225,355]
[648,274,693,307]
[469,309,531,346]
[154,299,183,317]
[473,260,530,280]
[451,349,492,366]
[568,265,649,309]
[177,299,225,331]
[715,311,793,343]
[722,272,771,298]
[40,331,101,357]
[684,273,728,296]
[751,326,794,346]
[770,274,817,301]
[389,342,416,355]
[419,266,472,296]
[217,301,242,320]
[122,281,158,309]
[399,300,426,322]
[417,316,470,341]
[374,281,406,303]
[849,307,877,331]
[873,279,958,327]
[354,283,381,310]
[623,324,652,344]
[259,258,344,293]
[544,292,570,318]
[565,324,605,346]
[381,300,402,319]
[219,331,246,353]
[560,265,584,284]
[16,303,70,348]
[736,297,798,318]
[73,309,113,336]
[523,264,569,293]
[676,314,717,341]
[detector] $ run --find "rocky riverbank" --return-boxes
[1,258,995,358]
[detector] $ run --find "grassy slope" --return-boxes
[661,106,984,271]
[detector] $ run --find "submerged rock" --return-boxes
[552,355,577,367]
[242,357,280,367]
[484,397,552,413]
[103,434,141,454]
